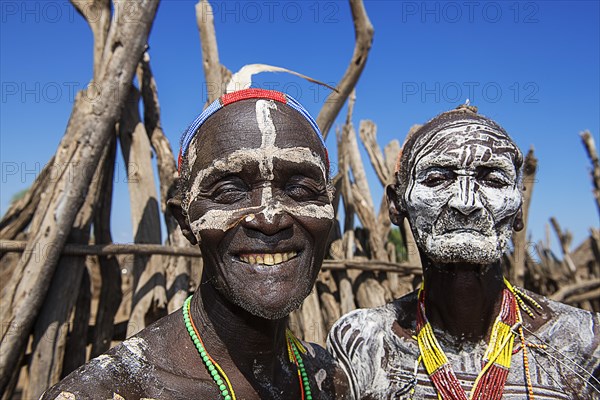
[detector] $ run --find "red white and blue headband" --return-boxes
[178,88,327,173]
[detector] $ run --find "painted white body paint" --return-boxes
[187,99,333,235]
[123,337,146,359]
[315,368,327,391]
[54,392,76,400]
[120,336,147,374]
[94,354,113,369]
[186,136,198,170]
[404,125,522,264]
[327,295,600,400]
[303,341,316,358]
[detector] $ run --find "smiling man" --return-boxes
[42,89,348,399]
[327,105,600,399]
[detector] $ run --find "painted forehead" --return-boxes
[189,99,328,174]
[178,88,327,173]
[408,120,520,171]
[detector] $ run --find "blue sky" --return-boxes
[1,1,599,255]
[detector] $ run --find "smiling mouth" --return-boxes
[238,251,298,266]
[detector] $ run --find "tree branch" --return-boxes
[0,2,159,390]
[316,0,374,139]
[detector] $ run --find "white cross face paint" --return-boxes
[186,99,333,238]
[404,125,522,264]
[182,98,334,319]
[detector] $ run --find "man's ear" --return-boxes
[512,207,524,231]
[167,196,198,245]
[386,183,406,227]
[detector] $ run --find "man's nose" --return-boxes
[447,176,483,215]
[241,206,294,236]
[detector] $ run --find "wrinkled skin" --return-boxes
[403,127,522,264]
[328,110,600,400]
[41,98,350,400]
[183,99,334,319]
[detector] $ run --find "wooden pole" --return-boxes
[0,1,159,390]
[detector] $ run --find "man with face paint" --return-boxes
[327,105,600,399]
[41,89,349,400]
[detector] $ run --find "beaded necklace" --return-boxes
[182,296,313,400]
[415,278,538,400]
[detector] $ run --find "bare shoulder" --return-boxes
[328,291,418,349]
[326,292,419,400]
[524,290,600,359]
[40,336,153,399]
[41,311,194,400]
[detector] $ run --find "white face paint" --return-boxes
[186,99,333,238]
[404,123,522,264]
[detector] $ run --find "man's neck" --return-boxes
[189,276,289,387]
[421,258,505,341]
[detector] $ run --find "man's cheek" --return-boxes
[189,208,241,236]
[406,188,447,216]
[481,188,521,222]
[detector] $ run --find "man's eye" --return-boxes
[211,181,248,203]
[285,182,321,201]
[421,171,453,187]
[479,170,510,188]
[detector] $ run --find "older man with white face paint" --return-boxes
[328,105,600,400]
[42,89,350,400]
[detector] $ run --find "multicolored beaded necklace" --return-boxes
[182,296,313,400]
[415,278,541,400]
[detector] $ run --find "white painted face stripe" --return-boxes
[410,121,516,172]
[190,203,334,233]
[186,147,327,210]
[256,99,278,181]
[186,99,332,236]
[257,101,278,147]
[256,100,278,222]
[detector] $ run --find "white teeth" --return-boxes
[239,251,297,266]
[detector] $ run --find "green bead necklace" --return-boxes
[183,296,313,400]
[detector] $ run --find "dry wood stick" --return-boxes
[359,120,390,186]
[0,3,159,390]
[23,136,114,399]
[581,130,600,217]
[119,87,167,336]
[510,147,537,286]
[300,287,327,346]
[1,240,420,274]
[71,0,111,82]
[0,158,54,240]
[196,0,224,104]
[317,0,374,139]
[61,266,92,377]
[137,53,191,311]
[90,138,122,358]
[550,278,600,302]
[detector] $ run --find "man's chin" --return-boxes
[223,284,310,320]
[423,232,504,264]
[235,296,304,320]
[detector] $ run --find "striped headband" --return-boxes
[178,88,327,173]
